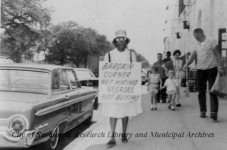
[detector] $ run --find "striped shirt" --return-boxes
[195,38,218,70]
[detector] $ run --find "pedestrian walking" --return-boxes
[163,51,173,65]
[153,53,167,103]
[183,28,223,121]
[147,65,162,110]
[101,30,142,148]
[163,51,174,71]
[173,49,183,107]
[161,70,178,111]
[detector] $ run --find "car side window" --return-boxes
[52,69,60,90]
[67,70,80,89]
[59,69,70,91]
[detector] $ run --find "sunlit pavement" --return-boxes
[64,86,227,150]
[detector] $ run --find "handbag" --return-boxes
[210,72,227,98]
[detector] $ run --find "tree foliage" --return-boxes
[131,49,150,68]
[45,21,113,66]
[1,0,51,62]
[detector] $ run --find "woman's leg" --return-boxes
[122,116,129,142]
[109,117,117,141]
[176,86,180,104]
[176,78,182,105]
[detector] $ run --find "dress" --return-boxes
[148,74,160,94]
[164,78,177,95]
[173,59,183,86]
[100,48,142,118]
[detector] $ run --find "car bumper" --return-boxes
[0,130,35,148]
[0,123,48,148]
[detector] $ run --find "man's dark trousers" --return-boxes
[197,67,218,114]
[157,78,167,102]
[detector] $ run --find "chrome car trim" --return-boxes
[35,93,96,116]
[0,123,49,145]
[0,119,8,130]
[8,114,29,130]
[25,123,48,146]
[0,115,30,142]
[0,131,22,142]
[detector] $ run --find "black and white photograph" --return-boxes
[0,0,227,150]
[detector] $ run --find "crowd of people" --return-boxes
[147,49,184,111]
[101,28,224,148]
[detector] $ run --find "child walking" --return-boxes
[161,70,177,111]
[147,65,162,110]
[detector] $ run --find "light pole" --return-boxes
[56,39,64,66]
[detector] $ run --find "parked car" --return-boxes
[0,64,97,150]
[74,68,99,110]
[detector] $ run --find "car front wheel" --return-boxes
[43,126,60,150]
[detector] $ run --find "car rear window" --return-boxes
[75,69,95,79]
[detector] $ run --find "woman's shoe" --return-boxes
[122,136,128,143]
[106,140,116,148]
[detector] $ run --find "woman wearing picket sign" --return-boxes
[101,30,142,148]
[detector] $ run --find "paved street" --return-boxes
[65,86,227,150]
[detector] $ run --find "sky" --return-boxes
[45,0,173,64]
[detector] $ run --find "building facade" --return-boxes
[166,0,227,68]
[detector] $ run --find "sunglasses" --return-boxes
[115,37,127,42]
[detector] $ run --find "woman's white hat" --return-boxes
[113,29,130,43]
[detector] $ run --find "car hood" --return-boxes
[0,92,48,118]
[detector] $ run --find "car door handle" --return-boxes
[65,95,70,99]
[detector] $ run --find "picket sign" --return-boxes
[98,62,141,104]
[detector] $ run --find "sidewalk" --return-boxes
[65,88,227,150]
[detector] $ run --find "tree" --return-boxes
[45,21,112,67]
[131,49,150,68]
[1,0,51,62]
[45,21,81,66]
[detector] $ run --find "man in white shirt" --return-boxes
[184,28,223,121]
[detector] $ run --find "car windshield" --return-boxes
[75,69,95,79]
[0,69,50,94]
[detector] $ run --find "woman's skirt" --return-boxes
[100,102,142,118]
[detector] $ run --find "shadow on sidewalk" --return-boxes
[84,140,144,150]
